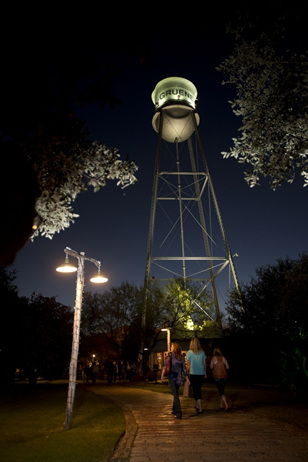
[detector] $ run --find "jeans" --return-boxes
[189,374,204,401]
[214,378,226,396]
[168,373,181,417]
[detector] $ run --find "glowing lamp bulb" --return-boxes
[90,270,108,284]
[56,256,77,273]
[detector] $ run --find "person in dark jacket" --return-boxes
[161,342,190,419]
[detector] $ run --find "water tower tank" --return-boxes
[151,77,200,143]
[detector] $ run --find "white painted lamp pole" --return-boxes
[56,247,108,430]
[161,327,171,353]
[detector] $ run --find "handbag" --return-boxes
[183,380,190,397]
[164,354,172,376]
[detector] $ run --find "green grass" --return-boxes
[0,381,124,462]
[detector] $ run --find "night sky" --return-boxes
[12,12,308,314]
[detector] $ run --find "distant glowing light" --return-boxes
[186,318,194,330]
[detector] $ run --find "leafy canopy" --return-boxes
[1,33,139,240]
[217,5,308,189]
[32,141,138,238]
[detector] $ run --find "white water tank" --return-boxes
[151,77,200,143]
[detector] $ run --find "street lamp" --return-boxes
[56,247,108,430]
[161,327,171,353]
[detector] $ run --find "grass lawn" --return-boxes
[0,381,124,462]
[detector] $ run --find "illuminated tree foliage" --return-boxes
[1,31,139,239]
[161,278,220,337]
[217,5,308,189]
[31,141,137,238]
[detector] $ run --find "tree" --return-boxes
[0,31,140,242]
[80,279,218,368]
[31,141,138,239]
[78,277,220,378]
[225,254,308,387]
[0,267,22,388]
[80,282,144,363]
[142,278,219,374]
[0,268,73,387]
[0,145,40,266]
[20,294,73,381]
[217,4,308,189]
[158,278,221,338]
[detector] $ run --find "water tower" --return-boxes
[143,77,241,328]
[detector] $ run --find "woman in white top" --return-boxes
[186,337,207,414]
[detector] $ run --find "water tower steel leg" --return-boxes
[192,113,243,309]
[175,139,187,283]
[187,135,221,326]
[144,111,164,291]
[141,111,164,358]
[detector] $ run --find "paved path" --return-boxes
[89,384,308,462]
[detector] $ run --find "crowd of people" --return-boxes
[81,359,137,385]
[81,340,230,421]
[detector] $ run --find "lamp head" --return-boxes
[90,269,108,284]
[56,255,77,273]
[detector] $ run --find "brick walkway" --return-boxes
[90,383,308,462]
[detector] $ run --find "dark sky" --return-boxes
[12,11,308,314]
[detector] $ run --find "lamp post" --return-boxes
[56,247,108,430]
[161,327,171,353]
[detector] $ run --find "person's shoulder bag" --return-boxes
[164,353,172,376]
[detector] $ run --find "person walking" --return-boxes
[186,337,207,413]
[106,360,113,384]
[210,347,230,410]
[118,360,124,382]
[161,343,190,419]
[91,361,98,385]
